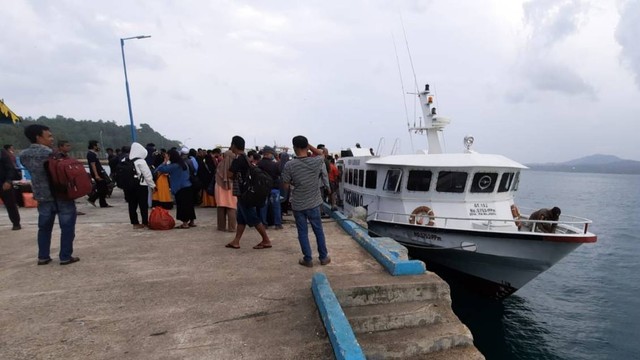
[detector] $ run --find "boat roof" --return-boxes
[363,153,527,169]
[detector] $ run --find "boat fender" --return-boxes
[409,206,435,226]
[511,204,522,229]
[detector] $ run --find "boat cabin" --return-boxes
[338,152,527,231]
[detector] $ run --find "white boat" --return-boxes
[337,84,597,299]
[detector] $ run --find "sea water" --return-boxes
[449,171,640,360]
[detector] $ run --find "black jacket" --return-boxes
[0,149,20,184]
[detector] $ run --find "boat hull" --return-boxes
[368,220,588,300]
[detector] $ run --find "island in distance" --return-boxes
[525,154,640,175]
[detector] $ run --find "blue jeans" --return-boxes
[260,189,282,226]
[37,200,77,261]
[293,206,328,262]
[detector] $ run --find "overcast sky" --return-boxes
[2,0,639,163]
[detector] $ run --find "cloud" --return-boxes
[508,0,594,101]
[523,0,588,47]
[615,0,640,90]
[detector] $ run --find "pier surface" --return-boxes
[0,192,479,359]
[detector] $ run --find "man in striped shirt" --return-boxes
[282,135,331,267]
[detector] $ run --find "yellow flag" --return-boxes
[0,99,22,125]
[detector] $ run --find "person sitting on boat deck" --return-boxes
[528,207,561,233]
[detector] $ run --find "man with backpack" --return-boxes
[86,140,111,208]
[225,136,272,250]
[56,140,87,216]
[117,142,156,229]
[257,146,282,229]
[19,125,80,265]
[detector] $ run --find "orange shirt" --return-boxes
[329,163,339,182]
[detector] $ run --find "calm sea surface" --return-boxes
[447,171,640,360]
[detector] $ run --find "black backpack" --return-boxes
[239,156,273,207]
[115,157,140,191]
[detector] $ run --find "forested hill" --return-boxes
[1,116,181,158]
[525,154,640,175]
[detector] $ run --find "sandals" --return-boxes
[225,243,240,249]
[253,243,272,249]
[175,224,190,229]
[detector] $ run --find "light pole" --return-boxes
[120,35,151,142]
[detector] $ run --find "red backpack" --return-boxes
[46,153,93,200]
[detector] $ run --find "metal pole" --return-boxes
[119,35,150,143]
[120,38,136,142]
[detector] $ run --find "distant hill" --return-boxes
[526,154,640,174]
[0,115,181,159]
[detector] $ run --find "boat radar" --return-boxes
[409,84,450,154]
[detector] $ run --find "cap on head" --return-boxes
[180,147,189,155]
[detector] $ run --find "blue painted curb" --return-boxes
[311,272,366,360]
[325,204,426,276]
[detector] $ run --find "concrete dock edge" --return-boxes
[327,206,426,276]
[311,272,366,360]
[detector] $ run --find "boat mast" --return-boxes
[408,84,450,154]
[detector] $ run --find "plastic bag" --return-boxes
[148,206,175,230]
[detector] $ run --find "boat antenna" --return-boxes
[399,12,419,94]
[391,32,414,152]
[399,10,423,152]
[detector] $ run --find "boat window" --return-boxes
[498,172,514,193]
[407,170,432,191]
[383,169,403,192]
[349,169,354,185]
[358,170,364,187]
[436,171,468,193]
[513,172,520,191]
[365,170,377,189]
[470,172,498,193]
[338,165,344,182]
[354,169,359,186]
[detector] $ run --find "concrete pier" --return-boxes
[0,191,482,359]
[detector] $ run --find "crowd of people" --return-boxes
[3,125,337,268]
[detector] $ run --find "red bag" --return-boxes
[46,154,93,200]
[148,206,175,230]
[22,192,38,208]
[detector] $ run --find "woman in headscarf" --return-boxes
[126,142,156,228]
[214,148,237,232]
[151,150,173,210]
[155,149,196,229]
[199,150,217,207]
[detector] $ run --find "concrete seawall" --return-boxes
[0,191,481,359]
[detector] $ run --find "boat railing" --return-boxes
[371,211,593,234]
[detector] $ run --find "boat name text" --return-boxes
[413,231,442,242]
[469,203,497,216]
[344,189,364,207]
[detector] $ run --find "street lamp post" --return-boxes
[120,35,151,142]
